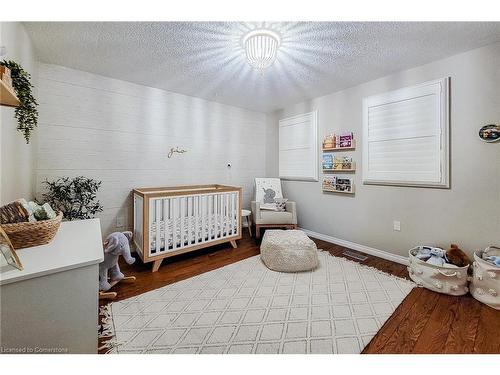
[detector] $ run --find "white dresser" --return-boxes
[0,219,103,354]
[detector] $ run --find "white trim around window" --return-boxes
[362,77,450,188]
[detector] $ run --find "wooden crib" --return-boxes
[133,185,242,272]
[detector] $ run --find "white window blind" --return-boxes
[362,77,449,188]
[279,111,318,181]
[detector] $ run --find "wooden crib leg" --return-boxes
[152,259,163,272]
[230,240,237,249]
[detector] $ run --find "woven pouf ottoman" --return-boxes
[260,230,319,272]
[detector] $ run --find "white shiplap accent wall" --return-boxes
[36,63,267,237]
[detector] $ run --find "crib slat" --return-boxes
[163,198,169,251]
[215,195,219,239]
[212,194,219,239]
[210,195,216,239]
[193,196,197,244]
[220,193,224,238]
[221,193,225,238]
[192,196,196,244]
[218,194,222,239]
[234,193,237,235]
[186,197,189,245]
[236,192,239,235]
[155,200,161,254]
[222,194,226,238]
[194,195,202,243]
[234,192,238,235]
[205,195,208,241]
[148,200,154,256]
[225,193,229,237]
[228,193,232,236]
[172,198,177,251]
[191,196,195,244]
[180,197,185,246]
[200,195,205,243]
[218,194,223,239]
[190,197,194,244]
[220,193,228,237]
[228,193,231,236]
[232,193,236,235]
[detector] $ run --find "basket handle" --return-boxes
[437,269,458,277]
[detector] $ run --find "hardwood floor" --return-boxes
[99,231,500,354]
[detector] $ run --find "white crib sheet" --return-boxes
[149,214,237,253]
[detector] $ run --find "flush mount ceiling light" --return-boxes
[242,29,281,70]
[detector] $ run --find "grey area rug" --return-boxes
[102,251,415,354]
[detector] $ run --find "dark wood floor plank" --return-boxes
[473,304,500,354]
[411,294,461,353]
[375,289,441,353]
[98,229,498,354]
[362,287,423,353]
[444,295,482,353]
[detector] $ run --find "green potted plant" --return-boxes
[41,176,104,221]
[0,60,39,143]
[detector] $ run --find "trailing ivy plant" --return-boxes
[1,60,39,143]
[41,176,104,221]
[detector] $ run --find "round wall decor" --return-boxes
[479,124,500,143]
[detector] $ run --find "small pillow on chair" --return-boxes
[260,202,278,211]
[274,198,288,212]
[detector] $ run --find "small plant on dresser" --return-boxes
[41,176,104,221]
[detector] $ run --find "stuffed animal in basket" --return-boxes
[415,246,448,266]
[446,244,471,267]
[99,231,136,291]
[485,256,500,267]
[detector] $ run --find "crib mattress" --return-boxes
[149,214,237,253]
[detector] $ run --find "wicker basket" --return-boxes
[0,212,63,249]
[408,246,470,296]
[470,248,500,310]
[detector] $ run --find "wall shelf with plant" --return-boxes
[0,60,39,143]
[0,78,20,107]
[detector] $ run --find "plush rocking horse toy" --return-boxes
[99,231,137,300]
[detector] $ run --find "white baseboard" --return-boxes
[299,228,409,266]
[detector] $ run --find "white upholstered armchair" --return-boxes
[251,178,298,238]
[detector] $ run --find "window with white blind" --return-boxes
[279,111,318,181]
[362,77,450,188]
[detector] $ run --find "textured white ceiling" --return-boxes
[24,22,500,113]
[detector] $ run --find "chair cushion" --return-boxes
[260,230,319,272]
[259,210,294,224]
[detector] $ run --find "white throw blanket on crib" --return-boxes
[149,214,236,252]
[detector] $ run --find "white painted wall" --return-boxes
[35,64,267,236]
[273,43,500,257]
[265,111,279,177]
[0,22,38,204]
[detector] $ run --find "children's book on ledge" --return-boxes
[322,132,354,149]
[322,154,333,169]
[322,177,354,193]
[322,155,354,171]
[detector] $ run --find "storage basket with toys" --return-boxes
[408,244,471,296]
[470,246,500,310]
[0,199,62,249]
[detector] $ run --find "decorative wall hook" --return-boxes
[167,146,187,159]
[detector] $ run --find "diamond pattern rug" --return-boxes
[102,251,415,354]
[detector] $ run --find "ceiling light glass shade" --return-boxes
[242,29,281,70]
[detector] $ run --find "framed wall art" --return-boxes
[0,226,23,270]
